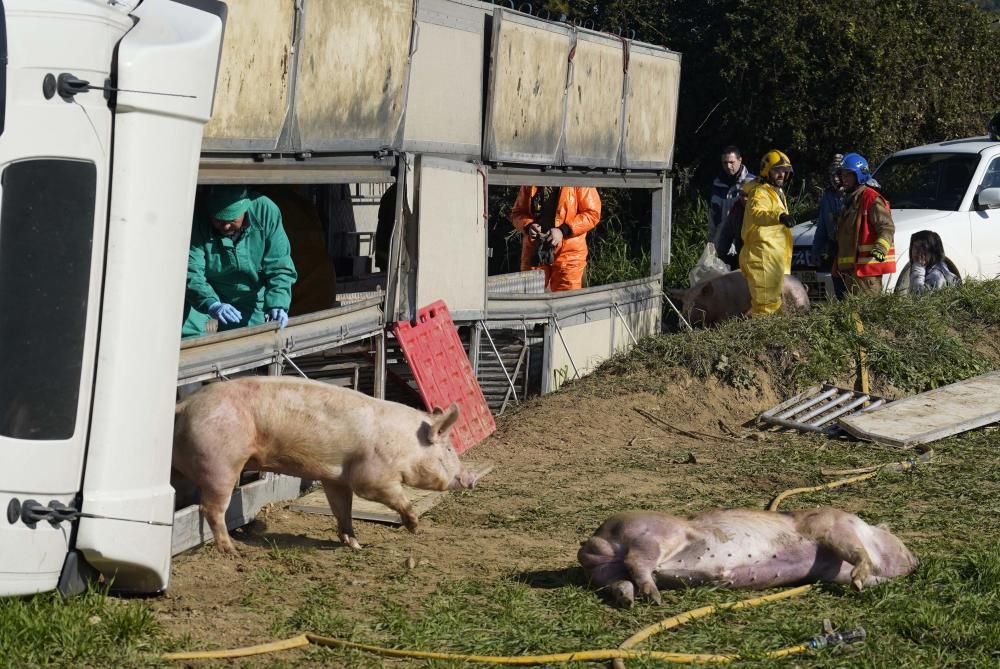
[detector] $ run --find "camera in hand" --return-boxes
[536,238,556,266]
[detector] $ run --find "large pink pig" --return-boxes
[578,507,917,607]
[173,377,477,554]
[669,271,810,326]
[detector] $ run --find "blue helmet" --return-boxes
[839,152,872,185]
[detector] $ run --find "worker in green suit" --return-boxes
[181,186,298,338]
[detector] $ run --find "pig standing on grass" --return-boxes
[578,508,917,607]
[172,377,478,554]
[669,270,810,326]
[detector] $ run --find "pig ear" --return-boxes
[700,283,715,297]
[429,403,460,441]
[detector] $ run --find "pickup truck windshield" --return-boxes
[874,152,979,211]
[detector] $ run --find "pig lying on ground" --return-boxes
[668,271,810,326]
[578,508,917,607]
[173,377,477,554]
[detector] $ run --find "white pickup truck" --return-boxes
[791,135,1000,297]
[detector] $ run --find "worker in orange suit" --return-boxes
[511,186,602,291]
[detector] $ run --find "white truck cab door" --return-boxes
[970,155,1000,280]
[0,0,132,597]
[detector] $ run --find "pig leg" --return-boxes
[623,536,665,606]
[321,479,362,551]
[198,478,239,555]
[796,510,876,590]
[354,481,418,532]
[578,536,636,608]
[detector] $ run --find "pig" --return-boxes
[172,376,478,554]
[578,507,917,607]
[668,271,810,326]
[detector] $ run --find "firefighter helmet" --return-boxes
[839,152,871,185]
[759,150,793,178]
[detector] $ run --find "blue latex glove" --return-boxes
[208,301,242,325]
[267,308,289,328]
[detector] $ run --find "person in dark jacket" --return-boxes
[811,154,847,297]
[709,145,755,269]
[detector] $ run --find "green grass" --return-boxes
[0,585,165,668]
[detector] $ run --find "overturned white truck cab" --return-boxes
[0,0,225,596]
[0,0,679,596]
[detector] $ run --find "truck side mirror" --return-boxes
[976,187,1000,210]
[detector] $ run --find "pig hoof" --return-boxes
[639,583,662,606]
[215,542,239,557]
[608,581,635,608]
[340,534,363,551]
[402,517,419,533]
[851,561,873,590]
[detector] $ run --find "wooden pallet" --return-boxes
[290,460,494,525]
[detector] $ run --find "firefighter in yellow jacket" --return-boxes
[739,150,796,316]
[834,152,896,295]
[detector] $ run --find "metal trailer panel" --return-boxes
[402,0,487,156]
[415,157,487,319]
[486,275,661,324]
[622,42,680,169]
[295,0,413,152]
[201,0,294,151]
[562,30,624,168]
[546,298,659,392]
[197,156,396,184]
[484,9,571,166]
[611,298,660,346]
[177,298,385,385]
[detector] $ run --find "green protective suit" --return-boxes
[738,179,792,316]
[181,193,298,338]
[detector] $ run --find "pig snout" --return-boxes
[450,470,477,490]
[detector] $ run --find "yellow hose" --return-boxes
[768,471,878,511]
[768,450,932,512]
[163,586,814,665]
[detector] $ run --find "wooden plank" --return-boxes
[838,371,1000,448]
[290,460,494,525]
[171,474,303,555]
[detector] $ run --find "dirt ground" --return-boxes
[151,370,853,656]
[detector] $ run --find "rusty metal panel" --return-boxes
[484,9,572,166]
[295,0,414,152]
[402,0,488,156]
[563,30,625,168]
[202,0,295,151]
[622,42,681,170]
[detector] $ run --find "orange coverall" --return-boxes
[511,186,602,291]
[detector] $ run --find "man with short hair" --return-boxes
[709,145,755,268]
[834,153,896,296]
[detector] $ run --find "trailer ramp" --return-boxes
[838,371,1000,448]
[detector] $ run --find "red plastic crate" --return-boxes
[391,301,496,454]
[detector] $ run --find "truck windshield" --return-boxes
[874,152,980,211]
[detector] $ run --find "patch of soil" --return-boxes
[151,372,797,654]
